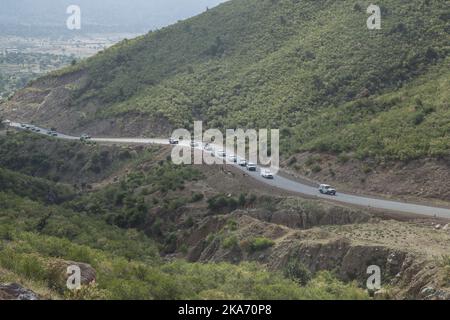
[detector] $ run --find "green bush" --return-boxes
[0,190,369,300]
[222,236,239,250]
[207,194,240,213]
[191,193,204,202]
[284,258,312,286]
[247,237,275,253]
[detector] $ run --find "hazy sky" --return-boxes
[0,0,229,31]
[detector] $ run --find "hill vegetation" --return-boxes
[1,0,449,300]
[24,0,447,163]
[0,131,137,184]
[0,133,368,299]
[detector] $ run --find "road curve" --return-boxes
[7,121,450,219]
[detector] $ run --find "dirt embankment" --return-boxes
[184,211,450,300]
[162,166,450,301]
[283,152,450,204]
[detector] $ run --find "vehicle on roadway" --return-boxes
[246,162,257,171]
[2,120,11,126]
[169,138,179,145]
[238,159,247,167]
[190,141,199,148]
[20,123,26,128]
[217,150,226,157]
[228,155,237,163]
[319,184,337,196]
[80,134,91,141]
[261,169,274,179]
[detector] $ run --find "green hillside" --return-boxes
[37,0,449,161]
[292,60,450,161]
[0,134,368,299]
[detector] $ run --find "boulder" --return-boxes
[0,283,40,300]
[48,260,97,289]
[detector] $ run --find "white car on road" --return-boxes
[319,184,337,196]
[261,169,274,179]
[246,162,257,171]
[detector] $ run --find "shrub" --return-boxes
[222,236,239,249]
[337,153,350,164]
[283,258,312,286]
[247,237,275,253]
[191,193,204,202]
[64,283,108,300]
[412,112,425,125]
[441,256,450,282]
[226,219,238,231]
[288,157,297,166]
[305,156,315,166]
[353,3,362,12]
[207,194,239,213]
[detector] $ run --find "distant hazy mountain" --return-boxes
[0,0,228,35]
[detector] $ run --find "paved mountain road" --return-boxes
[8,122,450,219]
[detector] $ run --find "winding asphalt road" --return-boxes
[7,121,450,219]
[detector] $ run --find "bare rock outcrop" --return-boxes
[0,283,40,300]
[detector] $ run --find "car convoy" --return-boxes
[6,124,337,196]
[13,122,56,136]
[174,139,337,195]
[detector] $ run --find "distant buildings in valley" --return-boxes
[1,48,19,55]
